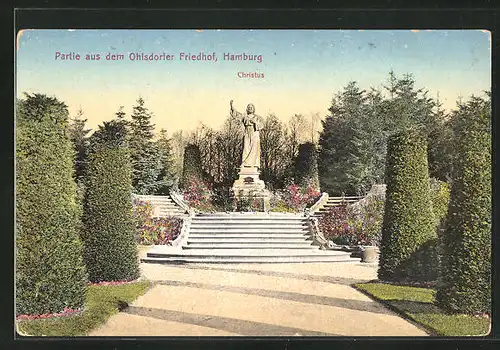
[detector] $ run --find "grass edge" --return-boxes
[16,278,153,337]
[352,282,438,336]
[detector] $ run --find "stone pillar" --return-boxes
[232,166,270,211]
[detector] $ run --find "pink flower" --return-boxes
[16,307,81,321]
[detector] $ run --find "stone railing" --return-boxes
[169,190,193,215]
[308,192,329,214]
[306,215,330,250]
[169,210,195,249]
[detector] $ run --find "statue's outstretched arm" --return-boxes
[230,100,242,118]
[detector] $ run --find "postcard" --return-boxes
[15,29,491,337]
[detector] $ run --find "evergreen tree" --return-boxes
[181,143,204,189]
[436,94,491,314]
[294,142,320,190]
[156,128,175,194]
[114,105,129,130]
[318,81,371,195]
[378,129,436,282]
[129,97,162,194]
[318,73,441,196]
[67,108,91,183]
[115,105,126,121]
[82,120,139,282]
[16,93,87,315]
[427,95,453,182]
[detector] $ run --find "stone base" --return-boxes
[232,166,270,211]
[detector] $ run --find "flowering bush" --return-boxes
[318,205,359,245]
[350,194,385,246]
[132,199,183,245]
[270,184,321,212]
[319,194,384,247]
[183,178,214,212]
[235,194,265,212]
[285,184,321,210]
[132,198,153,228]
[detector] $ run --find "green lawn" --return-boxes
[354,282,490,336]
[17,280,151,336]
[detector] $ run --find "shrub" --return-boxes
[429,178,451,229]
[234,193,265,212]
[294,142,320,190]
[16,94,88,316]
[269,200,296,213]
[436,95,491,315]
[211,185,235,212]
[350,193,385,247]
[183,178,213,212]
[378,129,436,282]
[181,144,204,189]
[132,199,183,245]
[285,184,320,211]
[318,205,358,246]
[82,121,140,283]
[267,184,320,212]
[132,199,154,232]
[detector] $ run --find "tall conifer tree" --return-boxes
[129,97,162,194]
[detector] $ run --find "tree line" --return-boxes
[319,71,457,196]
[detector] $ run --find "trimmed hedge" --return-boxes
[82,121,139,282]
[16,95,88,315]
[294,142,320,190]
[429,178,451,229]
[378,129,436,282]
[436,96,491,314]
[181,144,204,189]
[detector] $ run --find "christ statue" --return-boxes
[230,100,263,170]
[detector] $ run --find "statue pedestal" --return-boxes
[232,166,270,211]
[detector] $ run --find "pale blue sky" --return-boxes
[16,29,491,133]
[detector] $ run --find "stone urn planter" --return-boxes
[360,246,378,263]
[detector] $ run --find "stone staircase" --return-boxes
[142,213,359,263]
[313,196,364,218]
[133,194,188,217]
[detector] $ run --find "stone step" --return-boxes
[157,209,184,213]
[142,252,358,264]
[142,256,359,263]
[190,220,307,225]
[183,243,314,249]
[188,234,309,239]
[187,238,309,244]
[148,247,352,256]
[189,228,309,234]
[190,221,307,226]
[194,215,305,220]
[319,206,344,211]
[150,204,178,208]
[136,198,174,202]
[190,223,308,228]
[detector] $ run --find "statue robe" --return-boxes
[241,114,263,169]
[231,108,263,169]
